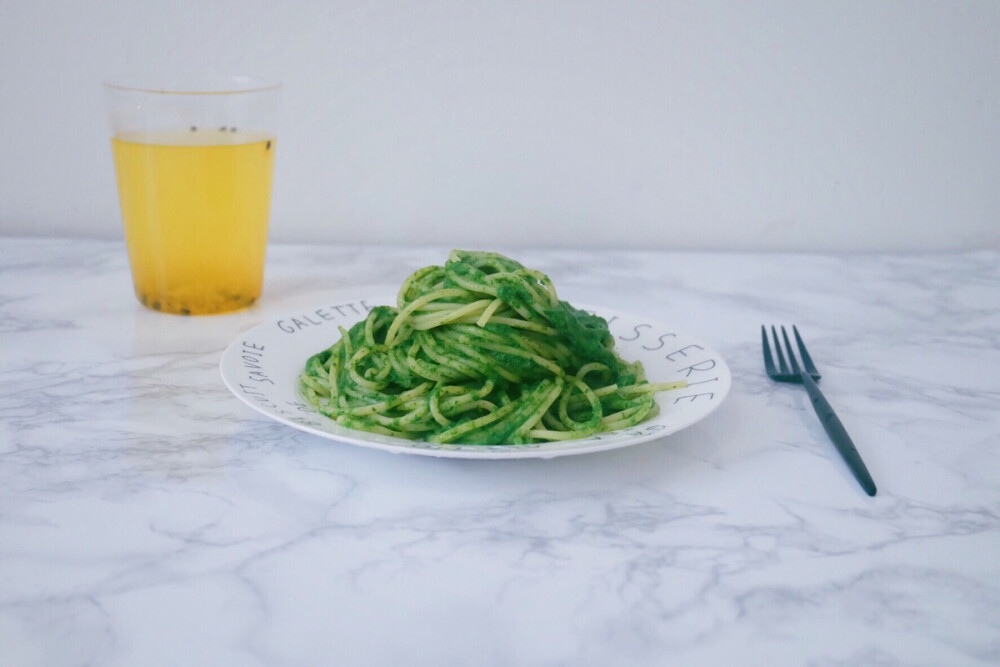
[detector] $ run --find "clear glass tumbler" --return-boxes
[105,76,279,315]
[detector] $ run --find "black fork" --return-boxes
[762,325,877,496]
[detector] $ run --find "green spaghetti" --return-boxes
[299,250,684,445]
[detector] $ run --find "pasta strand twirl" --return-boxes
[299,250,685,445]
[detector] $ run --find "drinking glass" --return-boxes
[105,76,279,315]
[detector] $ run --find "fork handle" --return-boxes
[800,372,877,496]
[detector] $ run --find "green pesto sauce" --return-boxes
[298,249,671,445]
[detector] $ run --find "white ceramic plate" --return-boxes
[220,289,731,459]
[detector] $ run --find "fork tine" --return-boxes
[770,326,790,375]
[781,326,802,375]
[792,326,821,379]
[761,325,777,376]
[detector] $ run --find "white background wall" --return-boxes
[1,0,997,252]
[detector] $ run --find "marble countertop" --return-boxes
[2,237,998,666]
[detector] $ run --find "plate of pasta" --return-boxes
[220,251,730,459]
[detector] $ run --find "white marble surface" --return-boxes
[1,237,999,666]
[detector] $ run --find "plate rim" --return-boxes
[220,290,731,459]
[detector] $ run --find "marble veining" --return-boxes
[1,237,999,666]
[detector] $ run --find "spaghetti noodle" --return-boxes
[299,250,684,445]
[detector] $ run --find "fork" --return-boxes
[762,325,877,496]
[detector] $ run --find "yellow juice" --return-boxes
[111,129,275,315]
